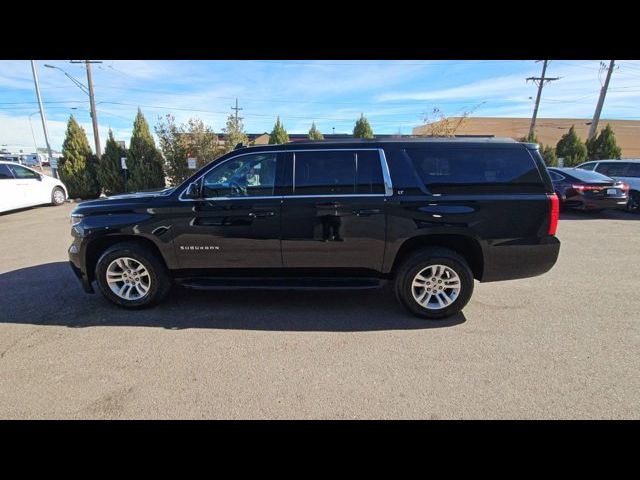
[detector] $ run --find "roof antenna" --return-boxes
[234,142,245,150]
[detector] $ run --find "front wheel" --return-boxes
[51,187,66,206]
[394,247,474,320]
[95,242,171,309]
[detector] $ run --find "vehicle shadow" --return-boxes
[560,209,639,221]
[0,262,466,332]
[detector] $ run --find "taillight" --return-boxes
[548,193,559,236]
[621,183,630,193]
[571,184,603,192]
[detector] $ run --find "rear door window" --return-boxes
[291,150,384,195]
[548,170,565,182]
[578,162,597,171]
[404,147,545,193]
[596,162,630,177]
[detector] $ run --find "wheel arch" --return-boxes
[85,235,168,283]
[390,234,484,280]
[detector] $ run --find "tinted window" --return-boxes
[564,168,613,183]
[202,153,277,198]
[0,164,14,179]
[548,170,565,182]
[9,165,39,179]
[596,162,630,177]
[405,147,544,194]
[578,162,596,171]
[356,151,385,194]
[625,163,640,177]
[292,150,384,195]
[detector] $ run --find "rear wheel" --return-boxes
[95,242,171,308]
[51,187,65,206]
[394,247,474,320]
[627,191,640,214]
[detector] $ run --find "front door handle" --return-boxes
[352,208,382,216]
[249,211,275,218]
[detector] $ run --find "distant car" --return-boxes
[576,159,640,213]
[548,167,628,212]
[0,160,68,213]
[21,155,41,168]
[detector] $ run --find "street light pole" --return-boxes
[30,61,55,178]
[45,61,102,158]
[27,112,42,170]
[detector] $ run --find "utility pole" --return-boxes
[71,60,102,157]
[527,60,559,140]
[30,61,55,177]
[588,60,615,141]
[231,98,243,124]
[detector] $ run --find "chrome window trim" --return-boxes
[378,148,394,196]
[178,147,393,201]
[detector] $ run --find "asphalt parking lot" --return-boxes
[1,202,638,419]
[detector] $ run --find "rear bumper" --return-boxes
[565,195,628,210]
[480,236,560,282]
[69,244,94,293]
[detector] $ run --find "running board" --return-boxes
[176,277,385,291]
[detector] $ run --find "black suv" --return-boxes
[69,138,560,319]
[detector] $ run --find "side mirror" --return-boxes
[185,180,202,198]
[36,174,43,181]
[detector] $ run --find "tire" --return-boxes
[394,247,474,320]
[627,191,640,214]
[51,187,66,206]
[94,242,171,309]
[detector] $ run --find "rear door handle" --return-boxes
[315,201,339,207]
[249,211,275,218]
[352,208,382,216]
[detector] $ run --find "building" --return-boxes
[412,118,640,158]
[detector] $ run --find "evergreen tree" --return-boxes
[353,114,374,139]
[308,121,324,140]
[128,108,165,191]
[97,129,127,195]
[541,144,558,167]
[556,126,587,167]
[58,115,100,199]
[223,113,249,153]
[586,124,622,160]
[269,116,289,144]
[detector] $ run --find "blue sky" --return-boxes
[1,60,639,151]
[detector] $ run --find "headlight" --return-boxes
[70,213,83,226]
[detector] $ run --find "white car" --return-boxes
[0,160,68,213]
[576,159,640,213]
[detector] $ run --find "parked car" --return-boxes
[576,159,640,213]
[68,138,561,320]
[547,167,628,212]
[21,154,42,168]
[0,160,68,213]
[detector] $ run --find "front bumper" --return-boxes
[69,244,94,293]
